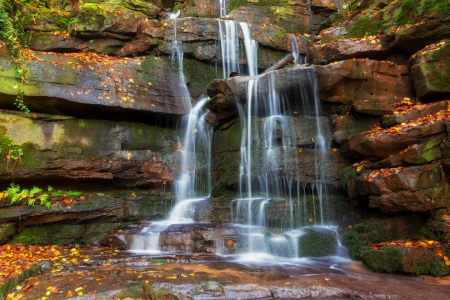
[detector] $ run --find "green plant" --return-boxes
[4,183,52,209]
[0,0,30,113]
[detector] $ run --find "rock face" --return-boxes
[0,110,180,185]
[308,39,390,65]
[0,48,189,121]
[353,161,450,213]
[315,59,413,107]
[411,40,450,101]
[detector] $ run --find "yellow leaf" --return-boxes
[148,82,152,85]
[78,292,83,296]
[83,259,90,262]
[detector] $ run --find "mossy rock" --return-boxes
[361,244,450,276]
[0,223,16,244]
[361,246,404,273]
[11,224,85,246]
[298,228,338,257]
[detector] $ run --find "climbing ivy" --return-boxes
[0,0,30,113]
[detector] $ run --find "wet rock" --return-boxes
[381,101,449,128]
[307,39,390,65]
[223,284,271,299]
[0,223,15,244]
[411,40,450,101]
[208,65,318,104]
[0,49,189,118]
[298,227,338,257]
[361,244,450,276]
[315,59,413,107]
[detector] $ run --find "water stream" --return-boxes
[131,5,343,264]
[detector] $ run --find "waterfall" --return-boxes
[219,0,227,17]
[218,20,258,78]
[233,66,333,257]
[288,34,305,64]
[130,98,213,252]
[218,20,240,79]
[169,11,191,105]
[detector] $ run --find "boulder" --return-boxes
[0,48,189,119]
[352,100,394,116]
[307,38,390,65]
[411,40,450,101]
[315,59,413,107]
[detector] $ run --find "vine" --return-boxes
[0,0,30,113]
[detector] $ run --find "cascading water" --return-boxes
[218,19,258,78]
[130,98,213,252]
[288,34,305,64]
[219,0,227,17]
[169,11,191,105]
[232,62,338,259]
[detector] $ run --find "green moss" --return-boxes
[11,225,61,246]
[361,246,404,273]
[229,0,247,12]
[298,229,338,257]
[342,220,391,260]
[346,16,386,38]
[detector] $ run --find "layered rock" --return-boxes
[353,161,450,213]
[0,48,190,120]
[341,109,449,160]
[0,110,181,185]
[314,59,413,107]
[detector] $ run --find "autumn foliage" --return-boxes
[0,244,61,284]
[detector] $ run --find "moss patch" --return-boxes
[361,246,404,273]
[298,229,338,257]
